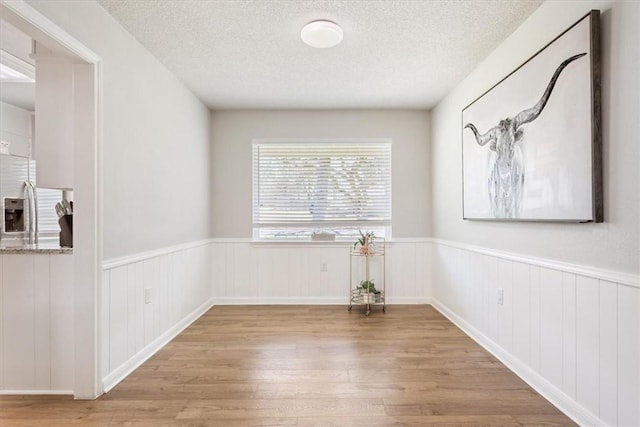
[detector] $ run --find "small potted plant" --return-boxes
[359,279,377,294]
[353,230,375,255]
[358,279,378,303]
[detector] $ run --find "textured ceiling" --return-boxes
[97,0,543,109]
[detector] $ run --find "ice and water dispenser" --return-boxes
[4,198,25,233]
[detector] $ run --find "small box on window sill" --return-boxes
[311,232,335,242]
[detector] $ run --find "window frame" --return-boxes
[252,138,392,242]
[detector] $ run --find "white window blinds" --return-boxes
[31,160,62,236]
[253,140,391,238]
[36,187,62,235]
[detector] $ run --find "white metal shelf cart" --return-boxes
[348,238,385,316]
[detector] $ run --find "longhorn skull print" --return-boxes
[464,53,587,218]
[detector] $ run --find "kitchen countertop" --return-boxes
[0,242,73,254]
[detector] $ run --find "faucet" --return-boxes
[23,180,39,244]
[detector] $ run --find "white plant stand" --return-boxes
[348,239,385,316]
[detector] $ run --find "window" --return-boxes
[253,140,391,240]
[36,187,63,238]
[31,160,63,239]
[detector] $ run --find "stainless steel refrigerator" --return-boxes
[0,153,61,246]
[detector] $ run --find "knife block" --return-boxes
[59,214,73,248]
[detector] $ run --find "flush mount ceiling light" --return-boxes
[301,20,343,49]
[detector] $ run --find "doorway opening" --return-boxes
[1,0,103,399]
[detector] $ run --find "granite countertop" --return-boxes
[0,242,73,254]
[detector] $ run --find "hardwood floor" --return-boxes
[0,305,575,426]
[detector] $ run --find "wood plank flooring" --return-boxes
[0,305,575,426]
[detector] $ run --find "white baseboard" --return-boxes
[430,298,605,427]
[0,389,72,395]
[387,296,431,304]
[102,298,214,393]
[212,296,431,305]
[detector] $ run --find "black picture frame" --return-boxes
[461,10,602,223]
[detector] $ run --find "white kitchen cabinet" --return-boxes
[33,56,74,190]
[0,101,32,157]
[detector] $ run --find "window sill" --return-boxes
[250,240,354,248]
[208,238,430,246]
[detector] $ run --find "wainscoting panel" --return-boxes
[101,241,213,392]
[617,284,639,427]
[2,255,35,391]
[539,267,563,391]
[4,236,636,423]
[430,239,640,427]
[0,253,74,394]
[49,255,74,391]
[511,261,531,366]
[575,275,599,416]
[0,254,3,390]
[210,240,431,304]
[599,280,618,426]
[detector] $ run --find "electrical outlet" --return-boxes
[144,288,151,304]
[497,288,504,306]
[321,261,328,272]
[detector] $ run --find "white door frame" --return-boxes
[1,0,103,399]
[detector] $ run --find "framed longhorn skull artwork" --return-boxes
[462,10,602,222]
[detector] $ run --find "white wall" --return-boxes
[431,241,639,426]
[101,241,212,391]
[26,0,212,260]
[211,239,431,305]
[211,110,431,238]
[430,1,639,425]
[20,0,214,397]
[431,0,639,275]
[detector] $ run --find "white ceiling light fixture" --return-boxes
[301,20,343,49]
